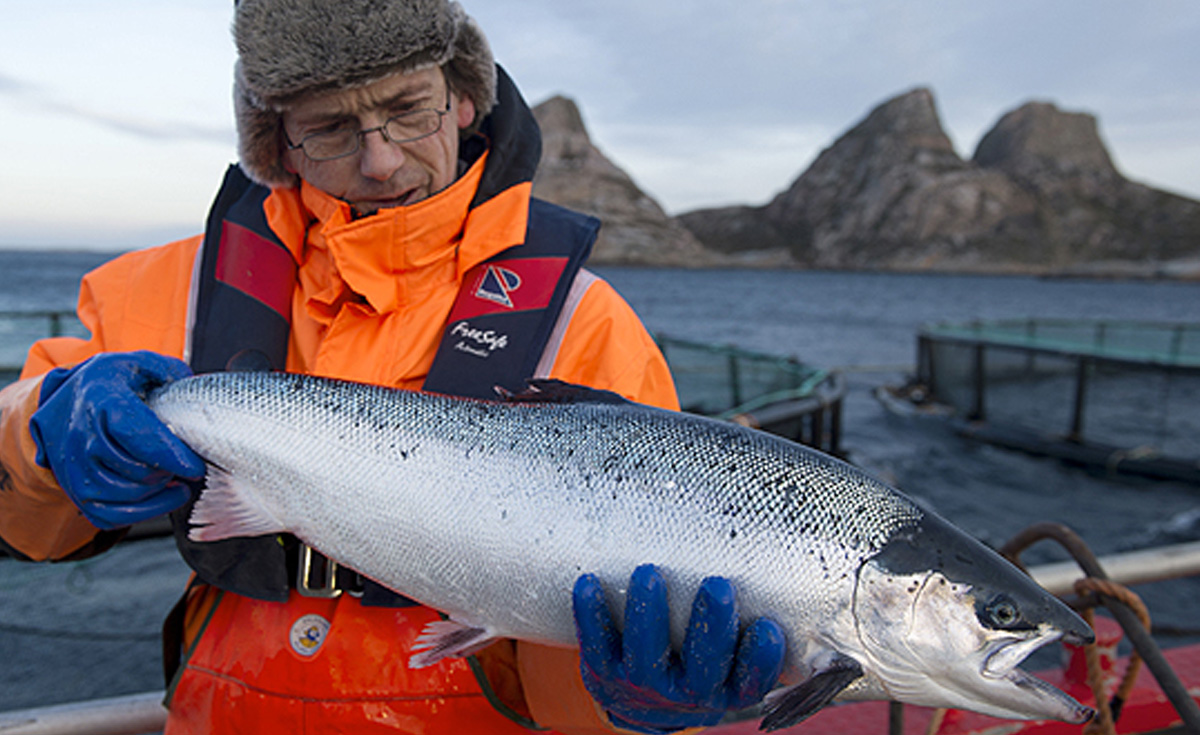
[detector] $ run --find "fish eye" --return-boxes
[981,595,1027,630]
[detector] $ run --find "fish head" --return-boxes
[851,513,1094,723]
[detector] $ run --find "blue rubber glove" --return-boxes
[573,564,786,734]
[29,351,206,530]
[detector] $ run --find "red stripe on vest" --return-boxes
[215,221,294,319]
[448,257,568,323]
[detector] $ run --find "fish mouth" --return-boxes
[982,630,1060,680]
[982,631,1095,724]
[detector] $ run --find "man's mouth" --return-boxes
[354,188,420,214]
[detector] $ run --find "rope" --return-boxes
[1074,578,1152,735]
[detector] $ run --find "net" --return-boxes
[918,320,1200,462]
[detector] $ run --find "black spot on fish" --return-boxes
[730,529,739,539]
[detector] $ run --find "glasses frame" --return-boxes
[283,94,453,162]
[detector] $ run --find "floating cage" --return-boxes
[0,310,87,387]
[909,319,1200,483]
[656,335,845,456]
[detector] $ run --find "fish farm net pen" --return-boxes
[913,318,1200,484]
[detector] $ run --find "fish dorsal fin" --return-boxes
[224,348,275,373]
[760,655,864,731]
[409,619,499,668]
[498,379,631,406]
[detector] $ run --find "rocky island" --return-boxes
[532,89,1200,277]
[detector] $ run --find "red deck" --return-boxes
[712,619,1200,735]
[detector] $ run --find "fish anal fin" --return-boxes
[409,619,498,669]
[188,464,287,542]
[760,656,864,731]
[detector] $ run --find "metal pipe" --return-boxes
[0,691,166,735]
[1068,357,1090,441]
[1030,539,1200,597]
[970,343,986,421]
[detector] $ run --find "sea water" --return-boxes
[1,250,1198,710]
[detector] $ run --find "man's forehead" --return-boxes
[285,66,444,121]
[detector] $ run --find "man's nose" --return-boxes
[358,128,406,181]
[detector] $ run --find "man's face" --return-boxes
[281,66,476,216]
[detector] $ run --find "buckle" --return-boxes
[296,544,363,598]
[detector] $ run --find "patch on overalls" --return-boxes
[289,613,331,657]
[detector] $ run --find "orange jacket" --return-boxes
[0,151,678,732]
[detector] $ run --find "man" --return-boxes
[0,1,784,732]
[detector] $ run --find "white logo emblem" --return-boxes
[475,265,522,308]
[289,613,331,657]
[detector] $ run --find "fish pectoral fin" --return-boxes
[408,619,498,669]
[187,464,288,542]
[759,655,864,732]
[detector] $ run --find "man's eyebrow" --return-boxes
[376,83,439,110]
[289,80,440,128]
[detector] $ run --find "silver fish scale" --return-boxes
[150,372,924,656]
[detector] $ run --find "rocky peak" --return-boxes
[786,88,964,200]
[533,95,591,140]
[747,87,1027,266]
[840,86,959,164]
[531,95,719,266]
[974,101,1119,182]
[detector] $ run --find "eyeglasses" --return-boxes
[284,97,452,161]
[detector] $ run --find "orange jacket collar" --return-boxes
[262,150,532,315]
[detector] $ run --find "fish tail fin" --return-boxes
[188,464,287,542]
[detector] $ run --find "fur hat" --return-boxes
[233,0,497,188]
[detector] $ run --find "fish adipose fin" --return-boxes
[498,379,631,406]
[409,619,498,669]
[188,464,288,542]
[759,655,864,731]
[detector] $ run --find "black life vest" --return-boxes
[169,163,597,603]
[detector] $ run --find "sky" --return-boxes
[2,1,1199,251]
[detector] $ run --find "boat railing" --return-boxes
[924,318,1200,370]
[4,538,1198,735]
[0,310,85,387]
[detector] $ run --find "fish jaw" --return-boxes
[851,514,1094,724]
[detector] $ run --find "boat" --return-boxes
[3,314,1198,734]
[3,535,1198,735]
[879,318,1200,484]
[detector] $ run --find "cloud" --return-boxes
[1,68,231,145]
[0,72,26,93]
